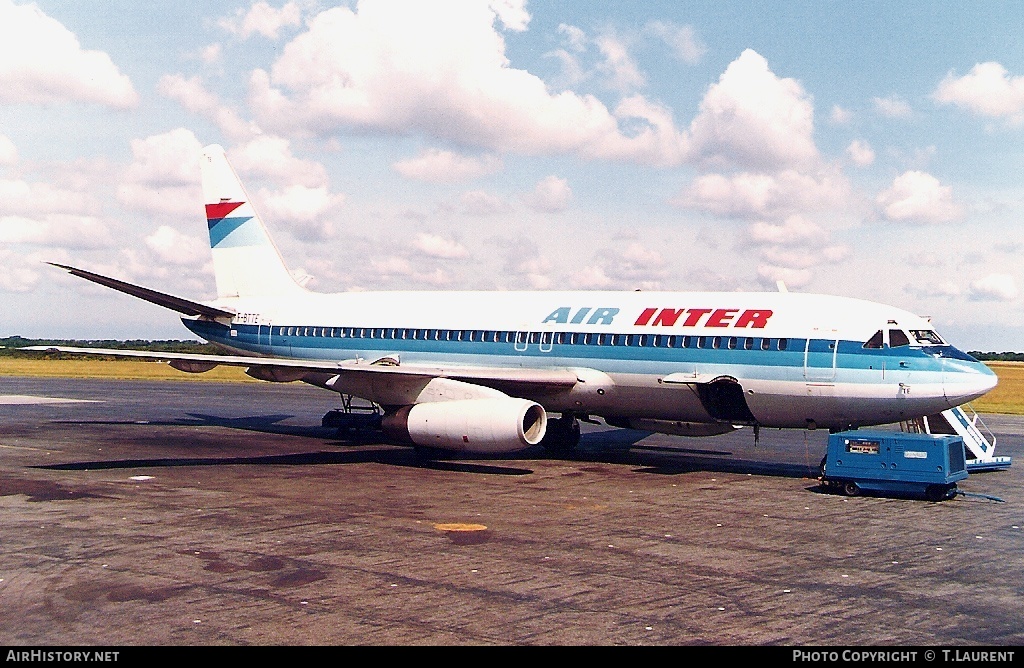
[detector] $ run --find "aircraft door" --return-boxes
[539,330,554,353]
[804,329,839,382]
[258,321,272,350]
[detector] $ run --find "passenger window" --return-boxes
[743,337,753,350]
[889,329,910,347]
[760,338,770,350]
[727,337,737,350]
[778,338,788,351]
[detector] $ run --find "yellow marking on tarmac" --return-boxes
[0,395,99,405]
[433,523,488,532]
[0,443,48,452]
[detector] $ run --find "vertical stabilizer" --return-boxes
[201,144,302,299]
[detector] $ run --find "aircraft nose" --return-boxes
[944,358,998,407]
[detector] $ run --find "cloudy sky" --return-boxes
[1,0,1023,350]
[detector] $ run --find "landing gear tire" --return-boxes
[843,481,860,497]
[541,415,581,455]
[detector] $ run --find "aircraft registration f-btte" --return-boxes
[31,144,998,455]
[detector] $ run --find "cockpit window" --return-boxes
[910,329,945,345]
[889,329,910,347]
[863,330,884,349]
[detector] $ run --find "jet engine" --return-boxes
[381,398,547,454]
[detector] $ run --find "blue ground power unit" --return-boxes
[820,430,968,501]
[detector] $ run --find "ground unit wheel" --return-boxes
[819,455,827,479]
[843,481,860,497]
[925,484,949,502]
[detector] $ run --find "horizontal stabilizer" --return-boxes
[47,263,234,319]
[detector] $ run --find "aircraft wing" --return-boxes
[21,346,580,389]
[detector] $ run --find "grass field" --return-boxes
[2,358,1021,413]
[0,358,256,382]
[970,362,1024,415]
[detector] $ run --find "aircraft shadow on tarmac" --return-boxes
[40,412,818,480]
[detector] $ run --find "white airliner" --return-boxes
[32,144,998,455]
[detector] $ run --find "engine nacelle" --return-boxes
[381,398,548,454]
[245,366,308,383]
[168,360,219,373]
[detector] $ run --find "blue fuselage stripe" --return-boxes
[185,320,972,381]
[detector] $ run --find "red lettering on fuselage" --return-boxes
[634,307,657,326]
[682,308,712,327]
[634,308,774,329]
[706,309,739,327]
[652,308,685,326]
[734,309,773,328]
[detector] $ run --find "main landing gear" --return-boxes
[541,414,581,455]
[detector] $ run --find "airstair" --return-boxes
[900,405,1011,471]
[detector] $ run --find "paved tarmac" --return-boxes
[1,375,1022,646]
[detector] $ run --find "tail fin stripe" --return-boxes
[205,201,245,219]
[209,216,263,248]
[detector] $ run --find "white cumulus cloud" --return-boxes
[144,225,208,266]
[0,0,137,108]
[873,95,912,118]
[248,0,688,166]
[522,175,571,213]
[646,21,706,65]
[688,49,817,171]
[393,149,501,183]
[257,184,345,240]
[118,129,204,219]
[229,135,328,187]
[933,62,1024,124]
[460,190,508,216]
[969,273,1018,301]
[413,232,469,259]
[594,33,645,92]
[876,171,963,224]
[675,169,848,221]
[747,216,826,245]
[0,214,109,247]
[158,74,260,141]
[830,105,852,124]
[0,134,17,165]
[847,140,875,167]
[217,1,303,40]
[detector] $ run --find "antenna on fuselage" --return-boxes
[776,280,788,293]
